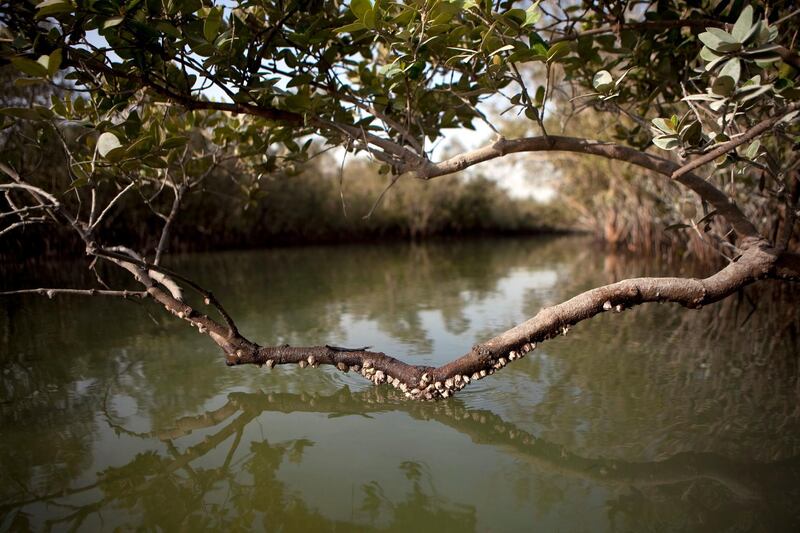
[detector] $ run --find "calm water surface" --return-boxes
[1,237,799,531]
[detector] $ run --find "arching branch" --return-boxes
[203,241,792,400]
[409,135,763,242]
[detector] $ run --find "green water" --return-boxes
[1,237,799,532]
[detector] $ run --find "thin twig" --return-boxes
[0,288,147,298]
[89,181,136,231]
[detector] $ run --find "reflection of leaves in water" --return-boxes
[399,460,422,482]
[359,467,476,530]
[288,438,314,464]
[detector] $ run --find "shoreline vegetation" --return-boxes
[0,149,574,260]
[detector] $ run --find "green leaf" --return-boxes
[714,154,735,168]
[11,57,48,77]
[679,121,702,145]
[546,41,570,62]
[699,46,723,63]
[698,32,723,50]
[204,7,223,42]
[35,0,74,18]
[523,1,541,27]
[490,44,515,57]
[699,29,741,52]
[362,8,376,29]
[734,83,772,103]
[756,22,778,45]
[393,7,415,25]
[103,16,124,29]
[14,77,47,87]
[33,105,53,119]
[350,0,372,20]
[0,107,43,120]
[143,156,169,168]
[682,93,722,102]
[704,53,729,72]
[718,58,741,85]
[161,136,189,149]
[534,86,545,106]
[652,135,679,150]
[97,132,122,158]
[592,70,614,93]
[731,5,753,42]
[711,75,735,96]
[47,48,62,76]
[651,118,674,134]
[335,21,365,34]
[745,140,761,159]
[740,20,762,45]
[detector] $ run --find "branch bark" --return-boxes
[172,240,795,401]
[410,135,762,242]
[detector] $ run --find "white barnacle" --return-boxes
[198,326,207,334]
[472,372,480,380]
[508,352,517,361]
[363,360,373,369]
[411,388,421,395]
[445,378,454,389]
[603,300,613,311]
[336,362,348,372]
[307,355,316,366]
[351,365,360,372]
[454,375,462,386]
[434,381,444,391]
[266,359,275,369]
[561,325,569,335]
[442,390,450,398]
[298,360,307,368]
[463,374,471,384]
[236,349,243,358]
[498,357,507,366]
[400,383,408,392]
[374,370,385,383]
[479,370,487,377]
[614,304,623,313]
[177,311,185,319]
[420,372,430,384]
[392,378,400,387]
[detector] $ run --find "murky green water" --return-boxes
[1,236,799,532]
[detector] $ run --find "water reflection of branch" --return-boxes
[103,390,800,498]
[5,388,799,530]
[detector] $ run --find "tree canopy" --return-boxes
[0,0,799,400]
